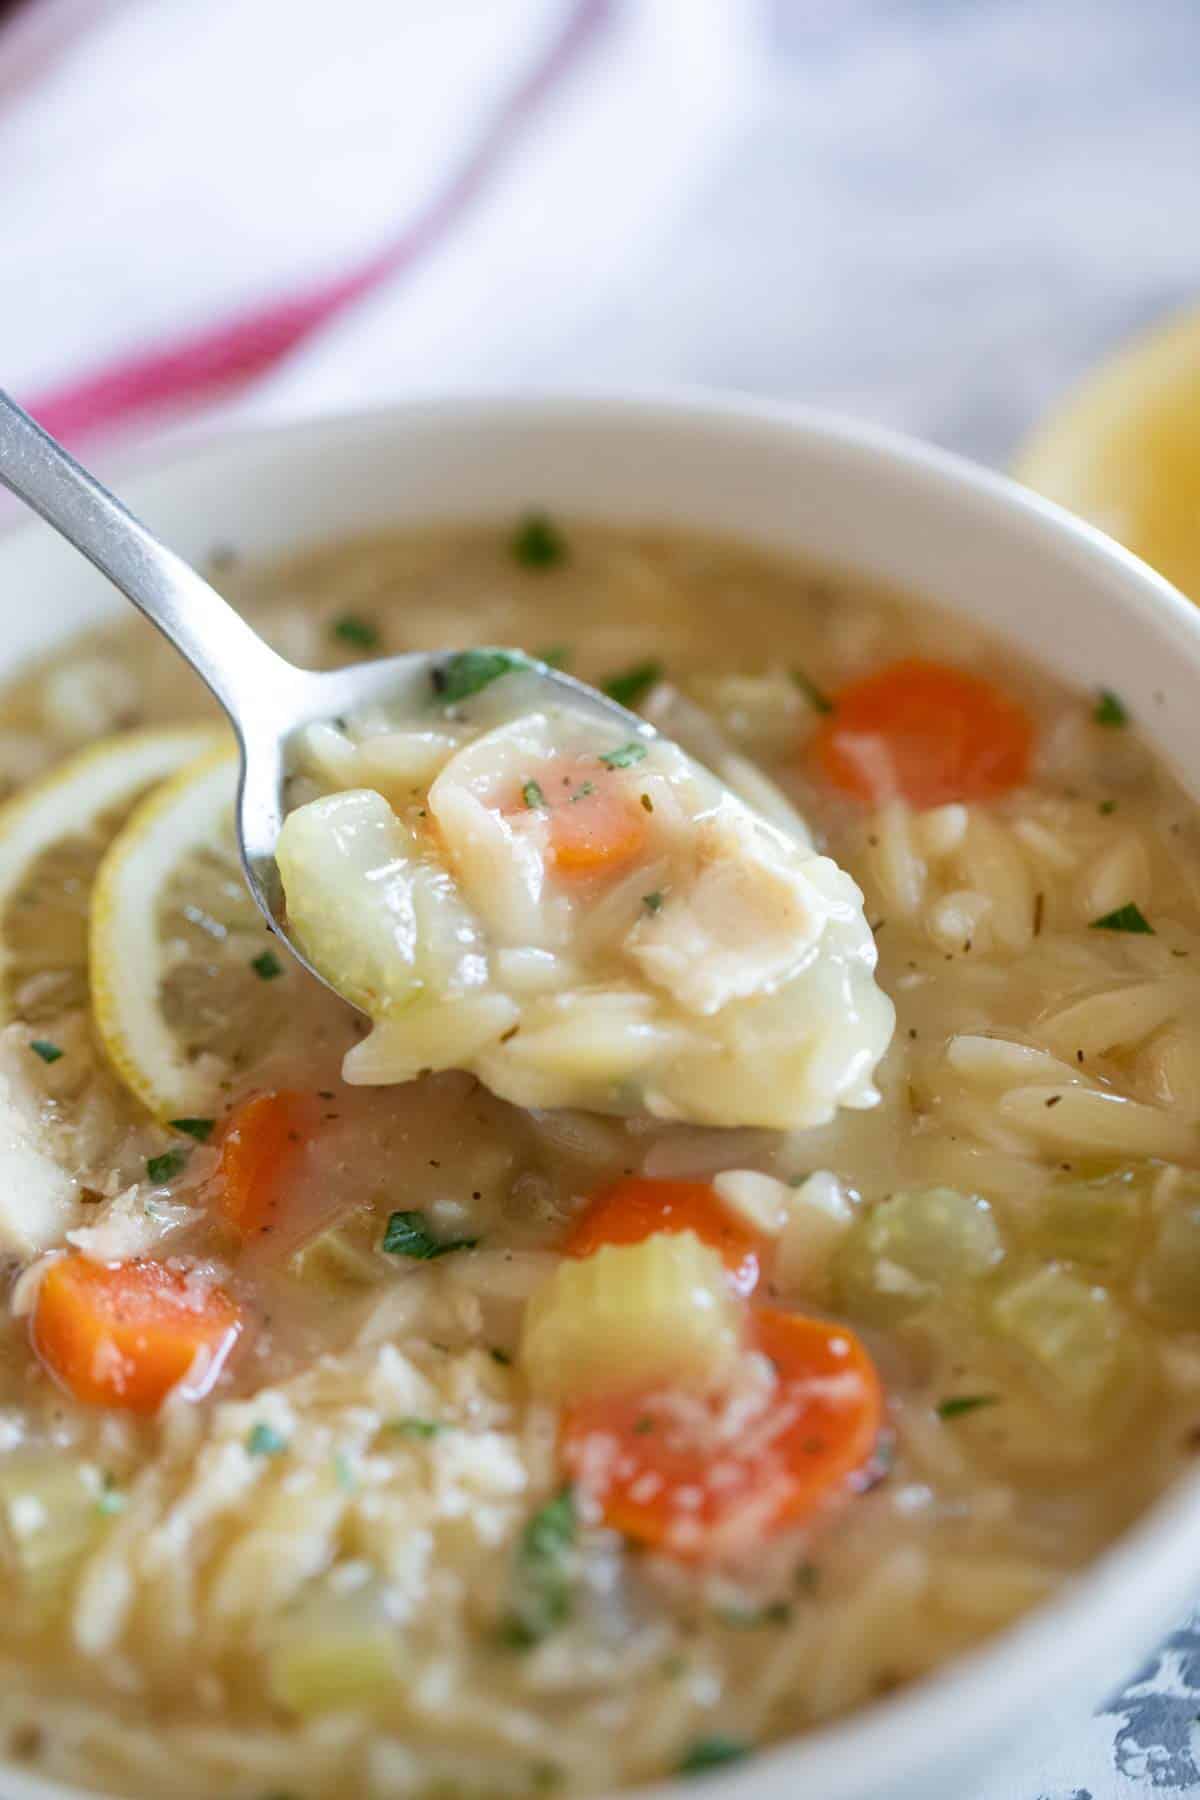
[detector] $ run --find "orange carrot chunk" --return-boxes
[564,1176,762,1296]
[561,1306,883,1558]
[813,658,1033,809]
[217,1090,319,1239]
[32,1254,241,1413]
[513,754,648,876]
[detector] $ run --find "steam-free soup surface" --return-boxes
[0,519,1198,1800]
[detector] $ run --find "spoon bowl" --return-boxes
[0,390,651,1005]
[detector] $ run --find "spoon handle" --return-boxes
[0,390,300,732]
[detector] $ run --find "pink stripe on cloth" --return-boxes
[26,0,614,443]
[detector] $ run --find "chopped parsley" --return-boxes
[1094,689,1129,727]
[633,1415,656,1434]
[678,1737,751,1777]
[246,1423,288,1458]
[251,950,284,980]
[602,659,664,709]
[490,1347,513,1366]
[331,613,380,651]
[168,1117,215,1142]
[640,792,654,813]
[431,648,530,704]
[29,1039,63,1064]
[794,1561,819,1592]
[333,1451,357,1492]
[390,1417,449,1439]
[598,741,648,770]
[511,513,567,569]
[642,891,665,914]
[537,644,571,669]
[500,1487,577,1647]
[146,1148,187,1184]
[522,779,546,810]
[382,1209,479,1259]
[95,1472,126,1516]
[569,779,595,803]
[937,1394,1000,1420]
[1090,902,1154,934]
[791,668,834,714]
[1098,799,1117,816]
[715,1602,791,1628]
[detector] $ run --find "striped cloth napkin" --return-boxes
[1,0,757,450]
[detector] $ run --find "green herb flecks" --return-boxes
[29,1039,63,1064]
[390,1418,449,1440]
[1098,799,1117,816]
[500,1487,577,1648]
[715,1602,791,1628]
[382,1210,479,1260]
[251,950,284,980]
[522,779,546,810]
[937,1394,1000,1420]
[168,1117,215,1142]
[511,513,567,570]
[146,1149,187,1184]
[678,1737,752,1777]
[642,891,665,914]
[791,669,834,714]
[95,1472,127,1516]
[1094,689,1129,727]
[537,644,571,669]
[602,659,664,709]
[569,780,595,803]
[491,1348,513,1366]
[1090,902,1154,934]
[598,741,648,770]
[432,648,530,704]
[333,1451,357,1492]
[331,613,380,651]
[246,1423,289,1458]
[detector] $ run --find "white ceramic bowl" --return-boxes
[2,393,1199,1800]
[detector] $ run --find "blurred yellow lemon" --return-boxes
[1014,303,1200,603]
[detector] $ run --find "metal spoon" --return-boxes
[0,390,651,996]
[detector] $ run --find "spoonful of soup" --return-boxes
[0,390,894,1128]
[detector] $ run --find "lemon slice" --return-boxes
[1014,303,1200,603]
[90,746,292,1120]
[0,725,226,1028]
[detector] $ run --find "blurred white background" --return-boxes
[4,0,1199,464]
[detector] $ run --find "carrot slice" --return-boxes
[813,658,1034,809]
[513,754,648,875]
[564,1177,762,1296]
[561,1307,883,1557]
[32,1254,241,1413]
[217,1090,319,1239]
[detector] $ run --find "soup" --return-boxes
[0,519,1198,1800]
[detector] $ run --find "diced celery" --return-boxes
[277,789,486,1016]
[834,1187,1003,1324]
[520,1232,741,1403]
[990,1266,1140,1414]
[1031,1168,1142,1273]
[0,1452,105,1624]
[268,1580,398,1716]
[1140,1199,1200,1326]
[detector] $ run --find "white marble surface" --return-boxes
[4,2,1200,1796]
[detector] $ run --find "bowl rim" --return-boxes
[0,387,1197,1800]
